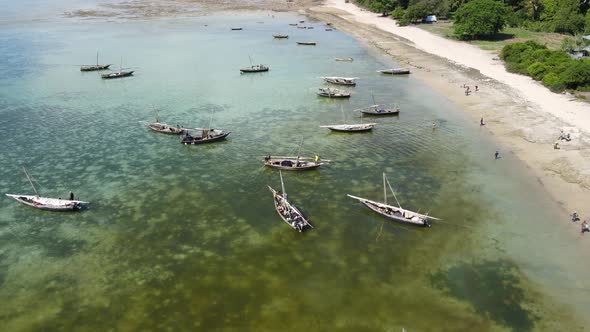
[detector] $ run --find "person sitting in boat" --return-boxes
[265,154,271,162]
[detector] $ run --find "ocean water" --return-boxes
[0,3,589,331]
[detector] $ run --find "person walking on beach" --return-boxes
[475,85,479,92]
[480,117,485,126]
[582,220,590,234]
[494,150,500,160]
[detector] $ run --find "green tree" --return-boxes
[453,0,510,39]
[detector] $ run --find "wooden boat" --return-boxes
[80,52,110,71]
[180,128,230,145]
[6,168,89,211]
[289,23,298,26]
[297,41,316,45]
[240,56,269,73]
[325,28,333,31]
[306,26,314,29]
[263,138,326,171]
[347,173,439,227]
[101,58,133,79]
[268,171,313,232]
[231,27,243,30]
[359,104,400,116]
[335,57,353,62]
[141,119,185,135]
[273,34,289,38]
[320,106,375,132]
[322,76,357,86]
[299,20,305,23]
[240,64,269,73]
[378,68,411,75]
[297,26,306,29]
[316,87,351,98]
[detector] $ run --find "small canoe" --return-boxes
[307,27,314,29]
[289,23,298,26]
[273,34,289,39]
[297,41,317,46]
[378,68,410,75]
[263,157,324,171]
[335,57,353,62]
[6,194,88,211]
[325,28,333,31]
[231,27,243,30]
[142,121,185,134]
[101,71,134,79]
[360,105,400,116]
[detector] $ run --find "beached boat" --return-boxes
[317,87,351,98]
[268,171,313,232]
[180,128,230,145]
[378,68,411,75]
[322,76,357,86]
[6,168,89,211]
[335,57,354,62]
[348,173,439,227]
[297,41,317,45]
[141,119,185,135]
[80,52,110,71]
[320,106,375,132]
[273,34,289,38]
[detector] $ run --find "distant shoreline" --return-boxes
[308,0,590,231]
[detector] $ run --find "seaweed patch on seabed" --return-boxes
[431,260,539,331]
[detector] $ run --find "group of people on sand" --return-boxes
[571,211,590,234]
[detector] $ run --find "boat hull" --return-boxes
[317,93,351,98]
[146,123,184,135]
[181,132,230,145]
[264,159,322,171]
[6,194,88,211]
[268,186,312,232]
[361,200,430,227]
[80,64,111,71]
[325,126,374,132]
[379,69,410,75]
[361,109,400,116]
[240,68,269,73]
[101,71,134,79]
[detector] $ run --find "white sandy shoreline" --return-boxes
[310,0,590,223]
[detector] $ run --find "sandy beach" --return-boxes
[309,0,590,228]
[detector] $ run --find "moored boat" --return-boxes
[297,41,317,45]
[348,173,439,227]
[6,168,89,211]
[240,64,269,73]
[263,156,324,170]
[322,76,357,86]
[231,27,243,30]
[320,123,375,132]
[80,52,111,71]
[378,68,411,75]
[359,104,400,116]
[180,128,230,145]
[316,87,351,98]
[335,57,354,62]
[268,171,313,232]
[273,34,289,38]
[142,119,185,134]
[102,71,134,79]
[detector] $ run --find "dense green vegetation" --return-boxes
[501,41,590,91]
[355,0,590,36]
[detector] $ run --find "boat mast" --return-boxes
[383,172,387,205]
[96,51,99,66]
[23,167,38,195]
[385,173,403,209]
[296,137,303,164]
[279,170,287,200]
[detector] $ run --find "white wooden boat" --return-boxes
[141,120,185,135]
[263,139,327,171]
[359,104,400,116]
[80,52,110,71]
[320,123,375,132]
[335,57,353,62]
[268,171,313,232]
[101,57,134,79]
[322,76,357,86]
[273,34,289,39]
[6,194,88,211]
[347,173,439,227]
[6,168,89,211]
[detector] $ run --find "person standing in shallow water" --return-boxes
[495,151,500,159]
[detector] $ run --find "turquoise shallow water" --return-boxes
[1,5,589,331]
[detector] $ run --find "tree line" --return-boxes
[356,0,590,38]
